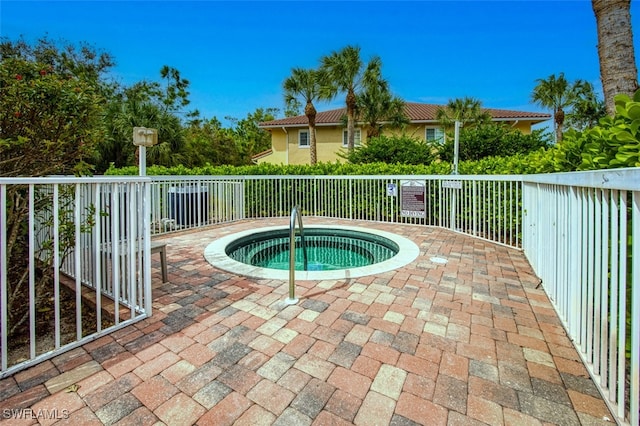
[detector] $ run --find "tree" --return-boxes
[320,45,367,152]
[435,97,491,130]
[356,58,408,138]
[183,117,243,166]
[226,108,278,163]
[0,45,105,176]
[0,35,115,95]
[159,65,193,115]
[531,73,592,143]
[565,85,607,130]
[96,66,197,172]
[592,0,638,115]
[1,41,106,340]
[283,68,325,164]
[99,83,187,171]
[284,98,302,118]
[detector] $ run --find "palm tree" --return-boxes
[283,68,325,164]
[357,58,408,138]
[565,82,607,130]
[531,73,591,143]
[98,82,187,171]
[436,97,490,129]
[320,45,366,152]
[592,0,638,115]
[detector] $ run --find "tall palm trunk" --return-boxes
[346,90,357,152]
[305,101,317,165]
[367,124,380,139]
[554,107,565,144]
[592,0,638,115]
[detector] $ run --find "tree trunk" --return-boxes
[346,90,358,152]
[305,101,317,165]
[555,108,565,143]
[367,124,379,139]
[592,0,638,115]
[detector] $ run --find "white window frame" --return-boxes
[425,126,445,144]
[342,128,362,147]
[298,129,309,148]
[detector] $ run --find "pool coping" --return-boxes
[203,224,420,280]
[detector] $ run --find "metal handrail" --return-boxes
[286,205,307,304]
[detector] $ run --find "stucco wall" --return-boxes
[260,126,356,164]
[259,120,536,165]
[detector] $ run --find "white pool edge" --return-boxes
[203,225,420,280]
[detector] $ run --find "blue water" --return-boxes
[228,233,397,271]
[256,244,375,271]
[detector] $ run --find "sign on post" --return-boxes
[386,183,397,197]
[400,180,426,218]
[442,180,462,190]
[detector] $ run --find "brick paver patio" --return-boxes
[0,218,615,425]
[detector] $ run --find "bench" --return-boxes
[101,240,168,283]
[151,241,168,283]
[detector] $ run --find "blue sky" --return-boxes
[2,1,639,129]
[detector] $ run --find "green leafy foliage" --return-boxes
[225,108,278,164]
[531,73,598,142]
[107,156,547,177]
[343,134,436,165]
[0,57,104,176]
[435,97,491,128]
[1,39,107,341]
[356,60,408,138]
[183,118,244,167]
[575,90,640,169]
[437,124,552,163]
[97,67,196,172]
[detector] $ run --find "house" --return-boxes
[256,102,551,165]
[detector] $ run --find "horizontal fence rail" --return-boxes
[522,168,639,426]
[0,176,152,378]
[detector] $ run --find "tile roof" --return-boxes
[259,102,551,128]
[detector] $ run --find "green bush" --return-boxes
[576,90,640,169]
[438,124,552,163]
[105,160,455,177]
[343,134,436,165]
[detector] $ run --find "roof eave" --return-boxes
[491,117,551,123]
[259,122,342,129]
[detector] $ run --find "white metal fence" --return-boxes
[148,177,245,234]
[522,168,639,426]
[0,176,152,378]
[150,175,522,247]
[1,170,638,425]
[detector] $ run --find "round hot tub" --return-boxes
[227,227,398,271]
[204,225,420,280]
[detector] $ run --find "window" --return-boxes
[342,129,362,147]
[298,130,309,148]
[426,127,445,144]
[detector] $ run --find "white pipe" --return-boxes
[453,120,461,175]
[139,146,146,177]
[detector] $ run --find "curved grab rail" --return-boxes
[287,206,307,304]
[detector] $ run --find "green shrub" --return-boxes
[438,124,552,163]
[577,90,640,169]
[343,134,436,165]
